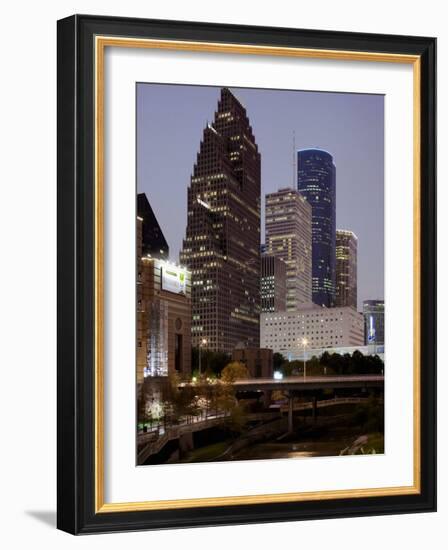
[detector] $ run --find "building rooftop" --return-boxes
[297,147,333,157]
[336,228,359,240]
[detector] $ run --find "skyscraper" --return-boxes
[297,148,336,307]
[180,88,261,353]
[265,188,312,310]
[363,299,385,346]
[261,253,287,313]
[335,229,358,309]
[137,192,169,259]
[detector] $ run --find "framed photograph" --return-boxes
[57,14,436,534]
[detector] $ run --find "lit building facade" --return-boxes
[335,229,358,309]
[297,149,336,307]
[265,188,312,310]
[137,217,192,386]
[180,88,261,353]
[363,299,385,346]
[261,304,364,355]
[261,253,287,313]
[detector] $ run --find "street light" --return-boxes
[198,337,207,375]
[301,337,309,378]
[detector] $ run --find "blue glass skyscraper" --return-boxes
[297,148,336,307]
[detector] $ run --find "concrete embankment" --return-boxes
[212,418,288,461]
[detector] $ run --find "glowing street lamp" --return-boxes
[198,337,208,375]
[301,337,309,378]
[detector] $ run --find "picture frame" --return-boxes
[57,14,436,534]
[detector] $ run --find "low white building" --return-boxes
[261,303,364,356]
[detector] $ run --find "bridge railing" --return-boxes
[278,396,380,412]
[137,413,231,463]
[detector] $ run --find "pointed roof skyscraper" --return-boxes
[180,88,261,352]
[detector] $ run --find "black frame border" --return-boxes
[57,14,436,534]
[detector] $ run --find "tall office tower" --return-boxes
[297,148,336,307]
[137,192,169,259]
[265,188,312,310]
[335,229,358,309]
[180,88,261,353]
[261,254,287,313]
[363,299,385,346]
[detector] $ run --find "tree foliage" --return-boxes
[319,351,384,375]
[350,395,384,432]
[221,361,249,383]
[273,352,286,370]
[275,350,383,378]
[191,347,230,376]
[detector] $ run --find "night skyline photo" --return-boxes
[137,83,384,310]
[136,83,385,466]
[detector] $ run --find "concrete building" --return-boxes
[335,229,358,309]
[232,347,273,378]
[137,217,192,385]
[261,304,364,356]
[363,299,385,346]
[261,253,287,313]
[297,149,336,307]
[180,88,261,353]
[265,188,312,310]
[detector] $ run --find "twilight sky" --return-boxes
[137,83,384,311]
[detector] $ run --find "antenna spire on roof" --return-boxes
[292,130,296,188]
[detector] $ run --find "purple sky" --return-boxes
[137,83,384,311]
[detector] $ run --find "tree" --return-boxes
[191,347,230,377]
[284,360,301,376]
[228,403,247,434]
[159,372,199,423]
[207,351,231,376]
[137,384,150,427]
[320,351,331,366]
[221,361,249,383]
[273,352,286,371]
[305,355,326,376]
[351,394,384,433]
[218,362,249,433]
[351,350,364,373]
[138,377,166,428]
[315,350,384,376]
[326,353,341,374]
